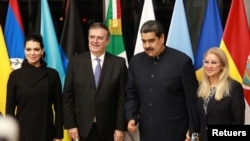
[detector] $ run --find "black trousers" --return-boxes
[79,123,113,141]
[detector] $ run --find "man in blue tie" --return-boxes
[63,22,127,141]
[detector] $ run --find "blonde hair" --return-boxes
[197,47,231,101]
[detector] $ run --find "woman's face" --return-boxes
[203,53,223,79]
[25,40,44,67]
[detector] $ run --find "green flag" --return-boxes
[105,0,128,66]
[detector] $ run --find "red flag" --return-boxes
[220,0,250,105]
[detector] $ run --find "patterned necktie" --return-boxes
[94,58,101,87]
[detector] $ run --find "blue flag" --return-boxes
[4,0,25,70]
[166,0,194,64]
[37,0,65,85]
[194,0,223,81]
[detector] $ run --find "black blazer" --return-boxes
[197,79,245,141]
[63,52,127,139]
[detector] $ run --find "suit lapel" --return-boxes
[96,53,112,90]
[83,52,97,90]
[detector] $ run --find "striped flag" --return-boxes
[36,0,65,86]
[60,0,88,71]
[105,0,128,66]
[166,0,194,64]
[194,0,223,81]
[219,0,250,124]
[4,0,25,70]
[0,25,12,115]
[133,0,155,55]
[219,0,250,85]
[219,0,250,106]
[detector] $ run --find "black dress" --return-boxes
[6,60,63,141]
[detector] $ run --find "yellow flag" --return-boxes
[0,25,12,115]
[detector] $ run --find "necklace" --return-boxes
[203,87,216,115]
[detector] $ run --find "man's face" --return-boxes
[88,28,110,56]
[141,32,165,57]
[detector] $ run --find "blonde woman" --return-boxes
[197,47,245,141]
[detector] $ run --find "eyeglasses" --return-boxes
[203,60,221,65]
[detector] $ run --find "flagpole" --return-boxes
[103,0,107,22]
[28,0,33,33]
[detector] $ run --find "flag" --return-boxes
[133,0,155,55]
[194,0,223,81]
[105,0,128,66]
[243,0,250,124]
[220,0,250,81]
[220,0,250,105]
[125,1,155,140]
[104,0,133,140]
[36,1,70,140]
[60,0,88,70]
[166,0,194,64]
[4,0,25,70]
[0,25,12,115]
[36,0,65,85]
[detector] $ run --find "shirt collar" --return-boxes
[91,52,105,62]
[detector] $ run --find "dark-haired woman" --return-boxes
[6,34,63,141]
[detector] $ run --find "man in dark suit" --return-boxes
[63,22,127,141]
[125,20,200,141]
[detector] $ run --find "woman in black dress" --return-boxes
[6,34,63,141]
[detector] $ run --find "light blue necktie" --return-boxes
[94,58,101,87]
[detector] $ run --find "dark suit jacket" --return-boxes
[125,47,200,141]
[63,52,127,139]
[197,78,245,141]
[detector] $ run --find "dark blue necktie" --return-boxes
[94,58,101,87]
